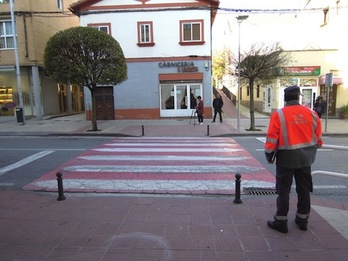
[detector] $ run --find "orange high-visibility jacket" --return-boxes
[265,101,323,168]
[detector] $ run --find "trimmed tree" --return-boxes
[44,26,127,131]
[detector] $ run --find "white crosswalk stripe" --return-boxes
[25,137,276,195]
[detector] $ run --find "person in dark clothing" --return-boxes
[195,96,204,124]
[212,94,223,123]
[313,96,325,118]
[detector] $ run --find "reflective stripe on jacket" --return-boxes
[265,101,323,168]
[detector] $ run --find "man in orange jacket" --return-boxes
[265,85,323,233]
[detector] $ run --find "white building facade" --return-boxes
[70,0,219,120]
[214,0,348,117]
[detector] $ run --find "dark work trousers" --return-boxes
[213,109,222,122]
[275,165,313,220]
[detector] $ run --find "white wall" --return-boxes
[80,9,212,58]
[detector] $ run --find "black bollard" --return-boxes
[56,172,66,201]
[142,125,145,136]
[207,124,210,136]
[233,173,243,204]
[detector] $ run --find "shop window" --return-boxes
[0,86,14,116]
[137,21,155,47]
[160,84,201,112]
[179,20,204,46]
[88,23,111,35]
[0,20,14,49]
[161,85,175,110]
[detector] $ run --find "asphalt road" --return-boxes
[0,136,347,201]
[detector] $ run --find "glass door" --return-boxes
[177,85,187,110]
[160,83,202,117]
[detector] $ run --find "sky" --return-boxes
[211,0,333,52]
[217,0,303,9]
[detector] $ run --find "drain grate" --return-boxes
[244,187,277,196]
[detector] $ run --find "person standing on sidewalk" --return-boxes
[195,96,204,125]
[265,85,323,233]
[212,94,223,123]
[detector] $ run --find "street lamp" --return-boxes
[10,0,25,124]
[236,15,248,132]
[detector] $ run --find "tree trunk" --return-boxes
[91,90,98,131]
[249,79,256,130]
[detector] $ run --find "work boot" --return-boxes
[267,219,288,233]
[295,217,308,231]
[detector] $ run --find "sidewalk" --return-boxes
[0,105,347,137]
[0,189,347,260]
[0,104,348,260]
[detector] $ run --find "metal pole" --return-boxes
[236,15,248,132]
[10,0,25,124]
[325,86,329,132]
[324,73,333,133]
[237,21,241,132]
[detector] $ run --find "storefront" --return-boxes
[275,66,321,110]
[0,66,84,118]
[86,59,212,120]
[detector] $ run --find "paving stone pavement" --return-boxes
[0,99,348,260]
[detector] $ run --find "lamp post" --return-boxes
[236,15,248,132]
[10,0,25,124]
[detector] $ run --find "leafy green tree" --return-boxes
[212,48,234,87]
[44,26,127,131]
[239,43,291,130]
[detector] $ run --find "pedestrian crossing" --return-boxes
[24,137,275,195]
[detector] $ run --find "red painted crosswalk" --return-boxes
[24,137,275,195]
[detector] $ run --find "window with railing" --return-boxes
[0,21,15,49]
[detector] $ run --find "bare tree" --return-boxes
[239,43,291,130]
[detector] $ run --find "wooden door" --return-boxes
[95,87,115,120]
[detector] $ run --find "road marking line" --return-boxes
[256,137,266,143]
[79,155,250,161]
[0,183,14,186]
[94,148,242,152]
[62,165,262,173]
[313,185,347,189]
[105,143,238,147]
[0,148,85,151]
[0,151,54,176]
[31,179,275,191]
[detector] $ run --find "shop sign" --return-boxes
[159,61,198,73]
[159,61,195,68]
[177,66,198,72]
[280,66,321,76]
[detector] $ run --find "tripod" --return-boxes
[189,109,197,125]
